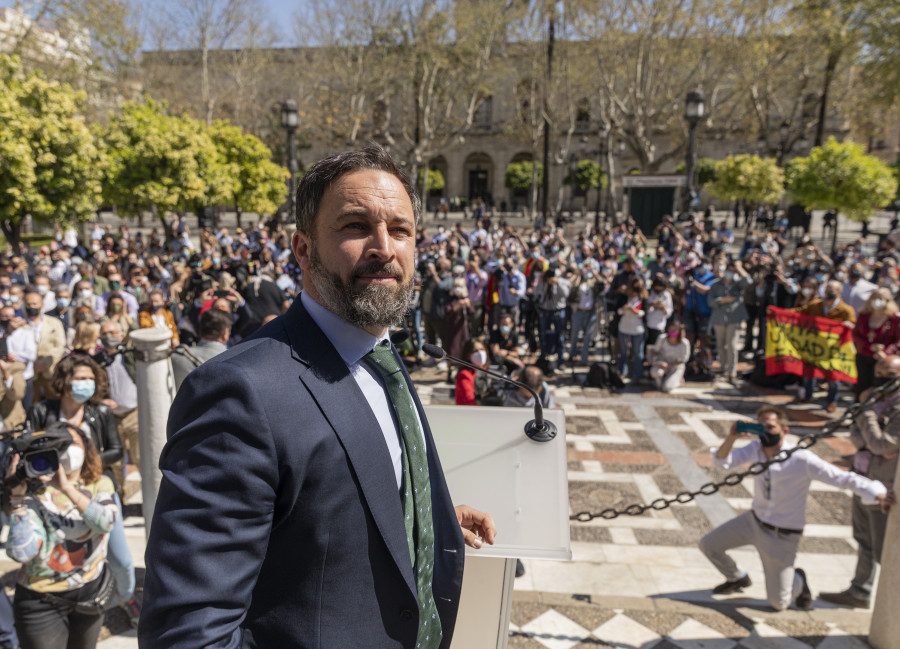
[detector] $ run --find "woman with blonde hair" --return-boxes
[852,287,900,395]
[70,321,101,356]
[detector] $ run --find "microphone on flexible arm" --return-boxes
[420,342,558,443]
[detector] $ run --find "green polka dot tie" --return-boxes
[364,342,442,649]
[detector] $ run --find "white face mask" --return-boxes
[872,299,886,310]
[801,287,814,297]
[470,350,488,367]
[60,446,85,474]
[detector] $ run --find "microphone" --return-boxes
[389,329,411,346]
[420,343,558,443]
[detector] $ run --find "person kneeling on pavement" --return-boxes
[819,354,900,608]
[699,405,895,611]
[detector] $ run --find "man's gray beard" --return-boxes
[307,247,413,330]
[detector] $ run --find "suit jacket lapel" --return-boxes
[281,302,417,596]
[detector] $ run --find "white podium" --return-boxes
[426,405,571,649]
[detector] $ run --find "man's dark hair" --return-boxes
[295,143,421,235]
[199,307,232,341]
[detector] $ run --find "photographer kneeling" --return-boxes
[5,417,117,648]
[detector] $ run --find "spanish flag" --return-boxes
[765,306,857,383]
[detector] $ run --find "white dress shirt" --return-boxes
[712,440,886,529]
[3,326,37,380]
[301,291,425,491]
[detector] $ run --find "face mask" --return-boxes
[213,257,221,265]
[583,271,593,279]
[9,295,19,305]
[531,252,540,259]
[60,445,85,473]
[718,265,727,274]
[25,306,40,318]
[759,430,781,448]
[725,271,735,281]
[0,319,9,329]
[834,272,846,282]
[36,285,48,296]
[70,379,95,404]
[152,303,164,311]
[664,268,673,275]
[110,281,122,291]
[698,265,709,275]
[815,273,827,283]
[667,331,679,339]
[56,298,70,309]
[825,291,837,300]
[801,287,814,297]
[102,335,122,348]
[109,303,123,314]
[850,271,863,281]
[470,350,488,366]
[872,299,886,310]
[80,288,93,299]
[499,325,512,335]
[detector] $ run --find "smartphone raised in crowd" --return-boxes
[736,421,765,436]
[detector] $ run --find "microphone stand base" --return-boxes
[525,420,557,443]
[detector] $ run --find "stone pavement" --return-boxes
[0,359,877,648]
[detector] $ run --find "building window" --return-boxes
[474,96,492,131]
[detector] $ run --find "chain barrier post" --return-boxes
[869,455,900,649]
[130,327,176,540]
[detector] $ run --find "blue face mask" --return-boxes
[70,379,95,404]
[499,325,512,335]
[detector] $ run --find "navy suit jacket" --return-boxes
[139,300,466,648]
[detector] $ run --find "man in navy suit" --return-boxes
[140,145,496,649]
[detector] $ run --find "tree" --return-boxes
[505,161,544,194]
[0,55,105,249]
[209,120,289,220]
[705,154,785,216]
[101,98,218,237]
[786,137,897,250]
[417,168,445,195]
[563,160,605,192]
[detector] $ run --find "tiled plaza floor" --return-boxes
[3,356,877,648]
[413,359,880,648]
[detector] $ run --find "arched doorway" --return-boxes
[463,152,494,205]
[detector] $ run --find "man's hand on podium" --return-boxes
[454,504,497,549]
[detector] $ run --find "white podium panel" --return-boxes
[426,405,571,561]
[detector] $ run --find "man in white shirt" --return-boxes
[0,305,36,383]
[843,262,877,315]
[699,405,895,611]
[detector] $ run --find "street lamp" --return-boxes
[594,124,608,229]
[281,99,299,224]
[682,90,705,218]
[778,120,790,163]
[569,152,578,220]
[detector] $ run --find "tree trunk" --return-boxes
[814,49,841,147]
[0,220,22,251]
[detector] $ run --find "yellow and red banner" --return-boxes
[765,306,857,383]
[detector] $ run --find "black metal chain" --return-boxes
[569,375,900,522]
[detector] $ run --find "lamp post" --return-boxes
[594,125,608,230]
[568,152,578,220]
[682,90,705,218]
[281,100,299,224]
[778,120,790,164]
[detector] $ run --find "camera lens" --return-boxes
[30,456,52,473]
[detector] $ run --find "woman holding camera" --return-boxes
[26,356,140,628]
[6,411,117,648]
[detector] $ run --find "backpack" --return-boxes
[585,362,624,389]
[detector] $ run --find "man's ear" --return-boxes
[293,231,311,272]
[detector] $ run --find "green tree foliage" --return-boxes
[786,137,896,220]
[209,120,289,215]
[101,98,211,226]
[563,160,606,192]
[417,168,445,194]
[505,161,544,193]
[675,158,718,186]
[705,154,785,205]
[0,55,104,249]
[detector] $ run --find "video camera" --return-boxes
[2,423,75,491]
[91,344,124,368]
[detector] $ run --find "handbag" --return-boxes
[39,564,115,616]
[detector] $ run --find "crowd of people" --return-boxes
[0,199,898,646]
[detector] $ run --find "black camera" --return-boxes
[2,424,74,489]
[91,344,124,368]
